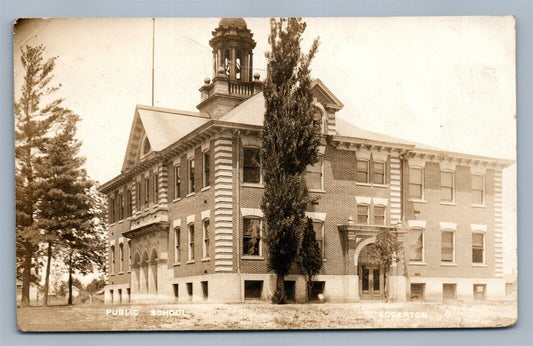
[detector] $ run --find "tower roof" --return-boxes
[218,17,247,28]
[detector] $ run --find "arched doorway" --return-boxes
[358,244,385,300]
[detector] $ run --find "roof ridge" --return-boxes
[136,104,210,118]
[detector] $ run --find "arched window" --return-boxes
[143,137,151,155]
[224,50,230,76]
[236,50,242,80]
[312,108,324,134]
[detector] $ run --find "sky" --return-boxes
[13,17,516,275]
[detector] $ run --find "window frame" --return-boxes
[408,166,424,201]
[174,165,181,200]
[119,243,124,273]
[305,156,324,191]
[373,205,386,226]
[202,218,210,260]
[242,216,263,257]
[187,223,195,262]
[441,230,455,264]
[440,170,455,203]
[472,232,485,265]
[153,173,159,204]
[202,150,210,189]
[372,160,386,185]
[174,227,181,264]
[356,159,370,184]
[471,173,485,206]
[356,204,370,225]
[144,177,150,208]
[409,228,425,263]
[312,220,325,260]
[127,240,132,272]
[110,245,115,274]
[188,159,195,195]
[243,147,262,185]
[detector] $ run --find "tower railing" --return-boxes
[228,80,254,96]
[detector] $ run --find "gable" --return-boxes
[121,105,209,172]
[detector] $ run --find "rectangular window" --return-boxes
[356,160,369,183]
[473,284,486,300]
[357,205,369,224]
[373,161,385,184]
[441,231,454,262]
[409,229,423,262]
[174,227,180,263]
[373,205,385,225]
[243,217,262,256]
[309,281,325,301]
[174,165,181,199]
[244,280,263,299]
[110,246,115,274]
[411,283,425,301]
[119,194,124,220]
[128,240,132,271]
[118,288,122,303]
[243,147,261,184]
[443,283,457,300]
[188,224,195,261]
[109,289,113,303]
[144,178,150,208]
[201,281,208,300]
[202,218,210,259]
[440,171,454,202]
[188,159,195,194]
[126,189,132,217]
[186,282,193,299]
[203,152,210,188]
[119,243,124,272]
[173,284,179,298]
[312,221,324,258]
[409,167,423,199]
[472,174,484,205]
[472,233,484,264]
[305,157,323,190]
[137,182,142,211]
[284,281,296,302]
[110,197,116,223]
[153,174,159,204]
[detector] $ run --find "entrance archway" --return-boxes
[357,244,385,300]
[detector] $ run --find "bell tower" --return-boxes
[197,18,263,119]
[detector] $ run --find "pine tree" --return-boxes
[261,18,320,303]
[35,112,96,305]
[299,217,323,302]
[15,44,70,306]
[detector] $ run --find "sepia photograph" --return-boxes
[14,16,517,331]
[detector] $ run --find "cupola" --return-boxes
[197,18,263,119]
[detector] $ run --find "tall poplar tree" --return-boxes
[261,18,320,303]
[15,45,69,306]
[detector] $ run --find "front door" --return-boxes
[359,265,384,300]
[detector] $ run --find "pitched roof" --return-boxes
[121,105,209,172]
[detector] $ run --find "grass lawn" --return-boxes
[17,300,517,331]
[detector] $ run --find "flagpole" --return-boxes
[151,17,155,107]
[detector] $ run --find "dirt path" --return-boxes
[17,301,517,331]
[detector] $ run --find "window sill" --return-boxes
[242,256,264,260]
[118,220,124,224]
[472,263,488,267]
[355,182,372,187]
[173,262,181,267]
[241,183,264,189]
[172,198,182,203]
[201,186,211,192]
[373,183,388,188]
[409,261,427,266]
[471,204,486,208]
[186,192,195,198]
[408,199,426,204]
[440,201,456,206]
[440,262,457,267]
[308,189,326,194]
[109,273,116,276]
[186,260,195,264]
[201,257,210,262]
[127,270,131,274]
[118,271,124,275]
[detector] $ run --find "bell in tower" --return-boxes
[197,18,263,119]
